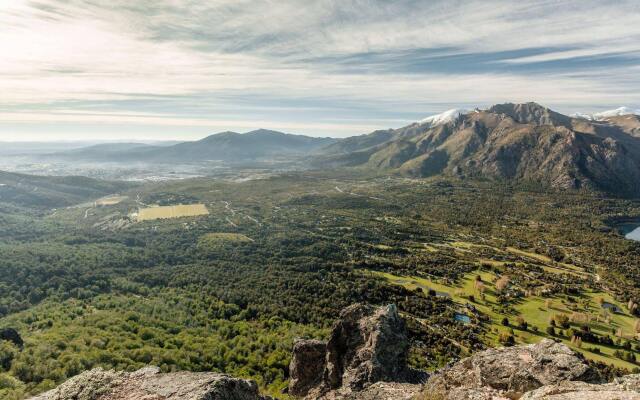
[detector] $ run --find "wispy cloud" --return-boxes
[0,0,639,139]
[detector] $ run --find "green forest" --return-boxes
[1,172,640,398]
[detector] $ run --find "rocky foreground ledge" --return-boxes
[29,366,270,400]
[30,304,640,400]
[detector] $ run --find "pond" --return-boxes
[601,302,621,313]
[454,313,472,324]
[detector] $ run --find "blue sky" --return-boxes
[0,0,639,140]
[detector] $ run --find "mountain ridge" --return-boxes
[49,129,338,164]
[313,102,640,197]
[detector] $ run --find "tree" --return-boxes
[516,316,527,330]
[0,342,17,371]
[495,276,510,292]
[498,333,515,347]
[474,280,485,294]
[570,335,582,348]
[553,314,570,329]
[501,317,510,326]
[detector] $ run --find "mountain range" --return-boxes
[39,103,640,196]
[316,102,640,196]
[48,129,337,164]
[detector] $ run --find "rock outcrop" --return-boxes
[0,327,23,348]
[29,366,268,400]
[426,339,602,400]
[521,374,640,400]
[289,303,426,399]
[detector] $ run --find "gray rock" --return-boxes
[29,368,125,400]
[289,339,327,397]
[520,374,640,400]
[289,303,426,399]
[29,366,268,400]
[340,382,424,400]
[427,339,601,400]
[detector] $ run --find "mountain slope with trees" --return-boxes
[316,103,640,196]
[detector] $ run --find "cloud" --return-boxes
[0,0,639,139]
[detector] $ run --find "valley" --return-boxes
[1,169,640,398]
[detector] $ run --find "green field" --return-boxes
[137,204,209,221]
[373,268,640,370]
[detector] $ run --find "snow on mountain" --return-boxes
[419,109,469,126]
[573,107,640,120]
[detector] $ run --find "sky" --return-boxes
[0,0,639,141]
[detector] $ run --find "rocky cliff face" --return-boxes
[288,303,426,399]
[30,304,640,400]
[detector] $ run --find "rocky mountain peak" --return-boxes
[488,102,572,127]
[313,101,640,197]
[575,107,640,121]
[419,109,470,127]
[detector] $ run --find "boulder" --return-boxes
[427,339,602,400]
[289,303,426,399]
[338,382,424,400]
[29,366,269,400]
[0,327,23,348]
[521,374,640,400]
